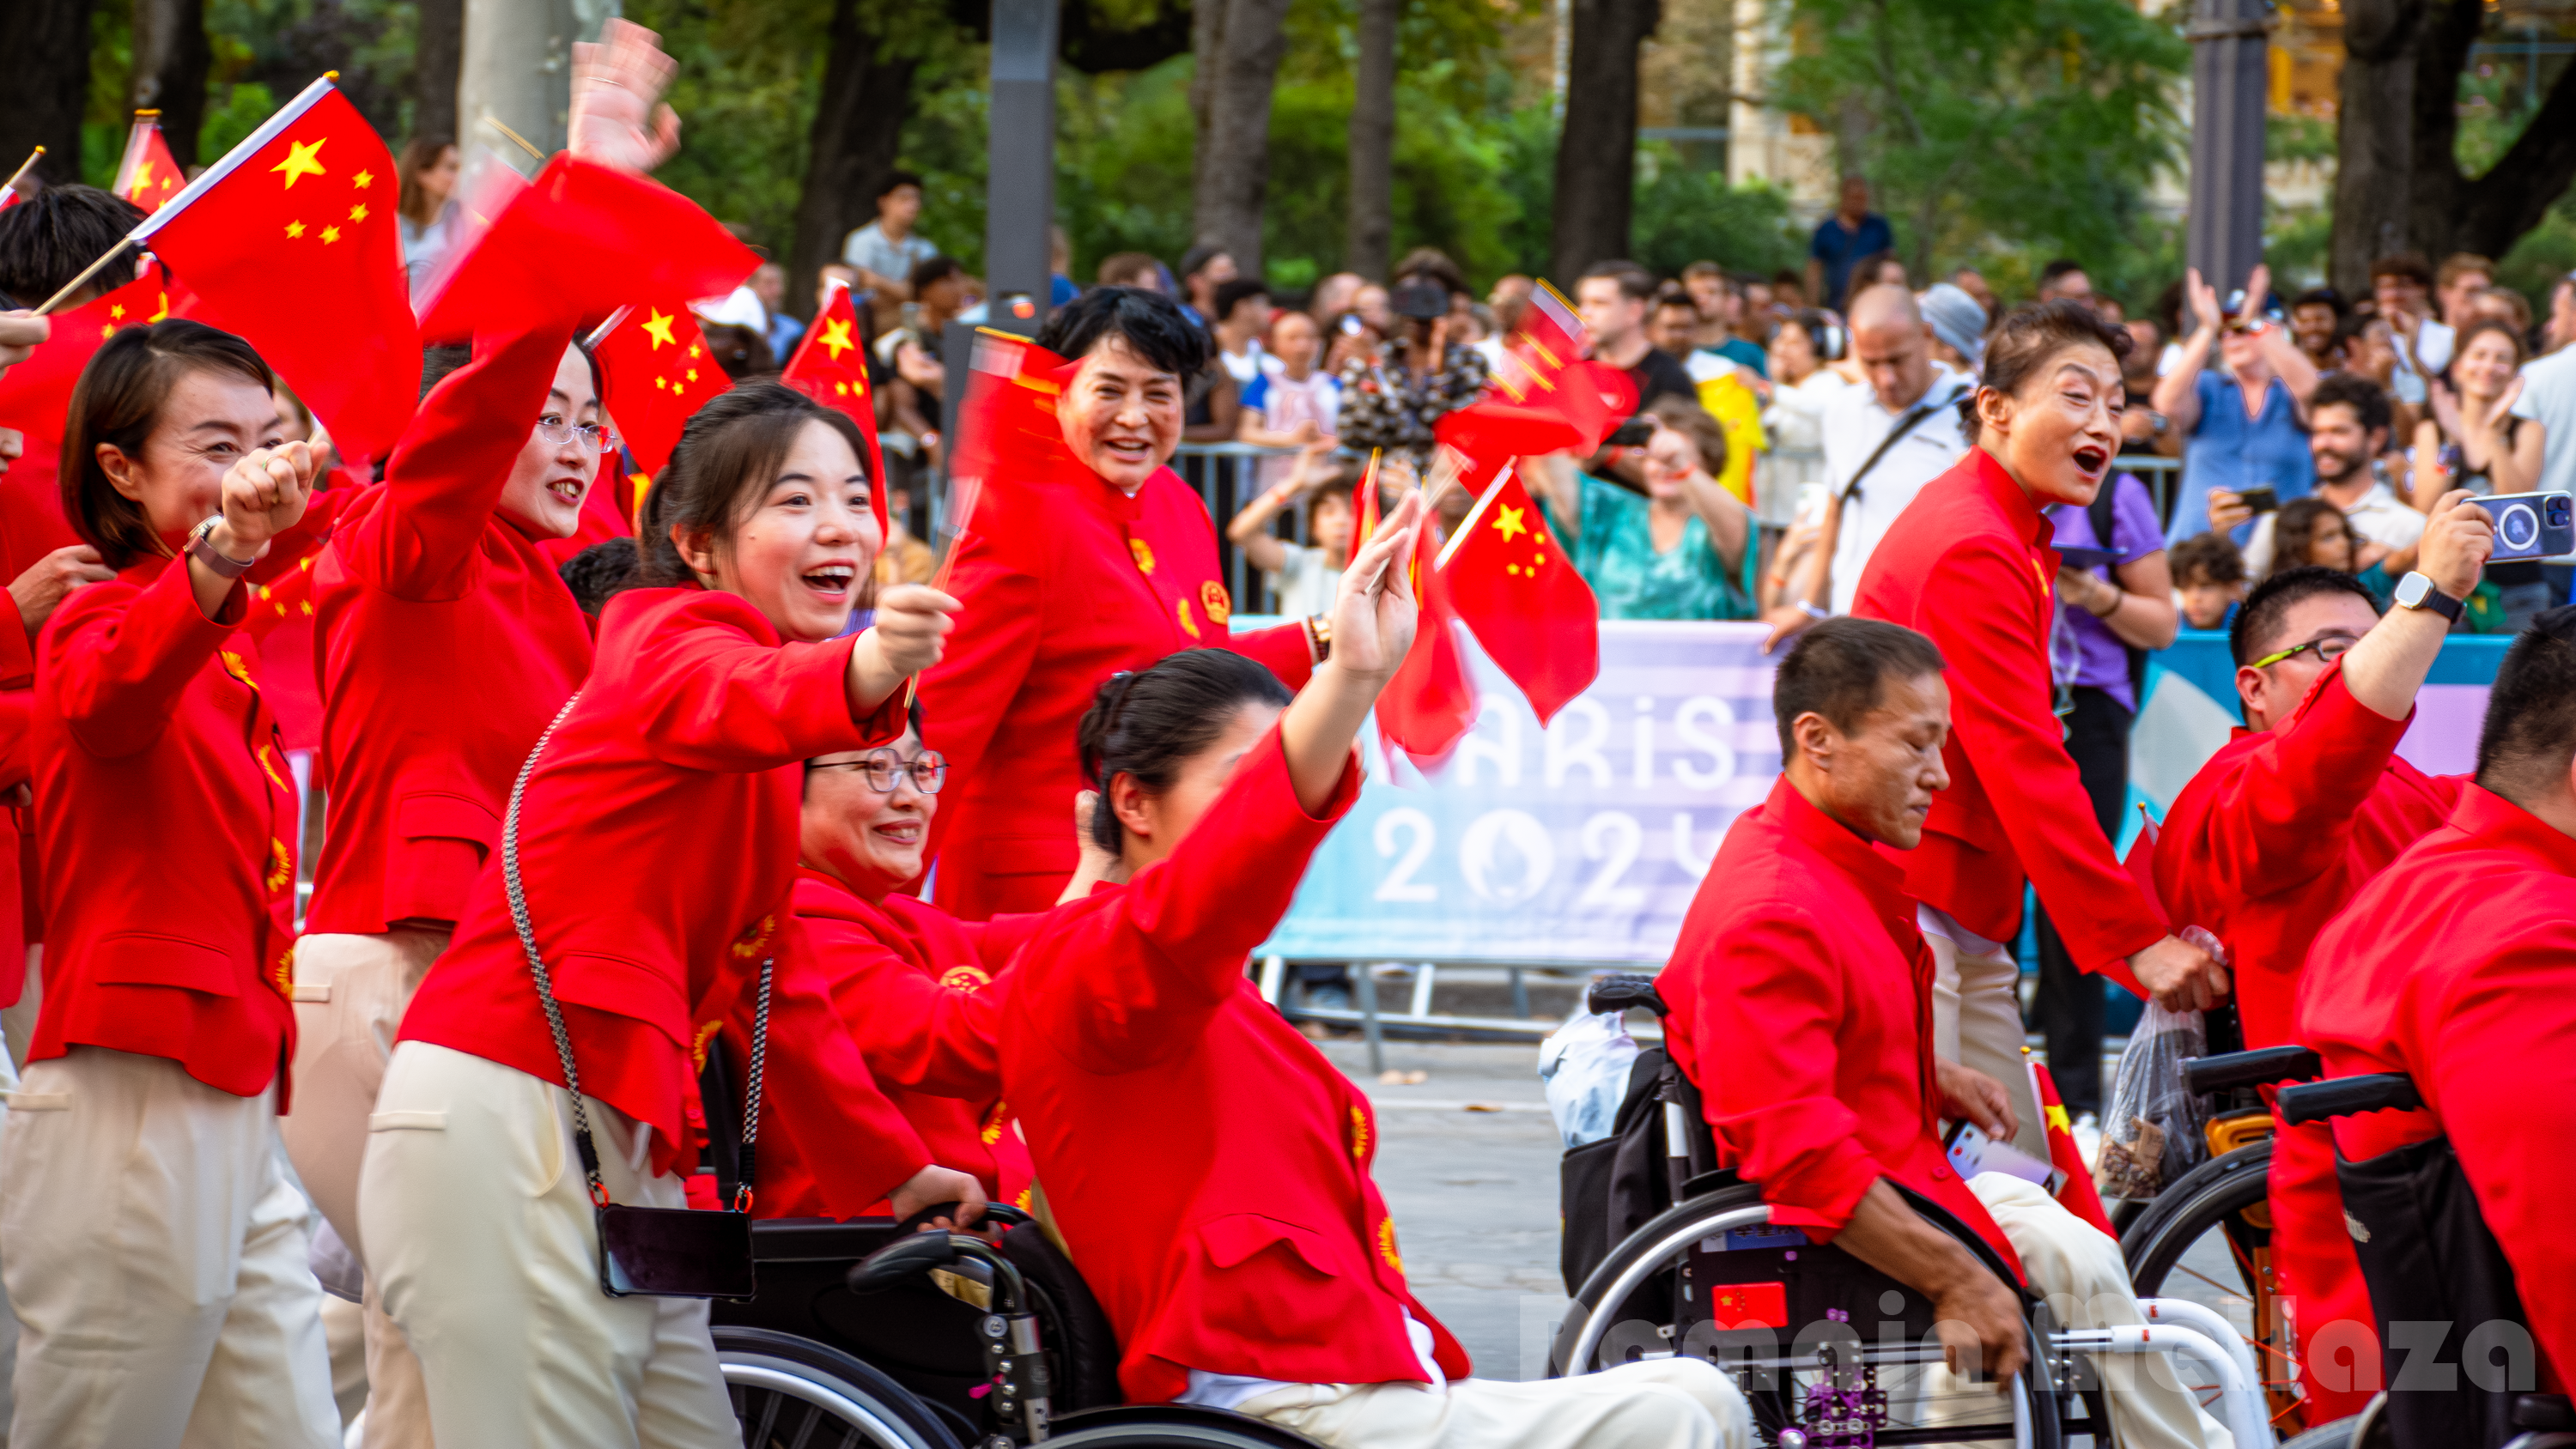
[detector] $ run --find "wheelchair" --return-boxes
[1552,975,2269,1448]
[695,1056,1325,1447]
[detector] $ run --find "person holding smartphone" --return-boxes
[2152,263,2322,545]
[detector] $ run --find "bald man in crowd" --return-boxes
[1794,286,1977,630]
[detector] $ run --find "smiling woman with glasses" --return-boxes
[807,744,948,794]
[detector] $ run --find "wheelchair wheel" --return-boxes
[718,1325,969,1449]
[1046,1404,1327,1446]
[2120,1140,2310,1437]
[1550,1181,2070,1446]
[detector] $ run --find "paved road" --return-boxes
[1322,1039,1571,1381]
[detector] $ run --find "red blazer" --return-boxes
[998,727,1467,1403]
[761,870,1039,1217]
[1851,449,2164,969]
[306,324,595,935]
[1662,778,2021,1274]
[0,597,36,1007]
[2303,786,2576,1394]
[399,586,927,1202]
[920,464,1312,919]
[29,558,299,1100]
[2151,662,2459,1052]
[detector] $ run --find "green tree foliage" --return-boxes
[1774,0,2188,304]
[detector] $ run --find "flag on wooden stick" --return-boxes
[112,112,185,215]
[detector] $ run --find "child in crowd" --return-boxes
[1224,445,1354,617]
[1237,309,1340,491]
[2170,530,2247,631]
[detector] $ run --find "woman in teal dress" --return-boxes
[1534,396,1759,620]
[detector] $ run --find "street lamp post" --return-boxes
[2184,0,2269,301]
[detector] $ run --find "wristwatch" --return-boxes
[2392,570,2464,623]
[1303,613,1333,664]
[185,515,257,579]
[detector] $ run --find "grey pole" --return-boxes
[2184,0,2269,300]
[458,0,617,162]
[982,0,1060,337]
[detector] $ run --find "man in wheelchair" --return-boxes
[1661,618,2227,1447]
[2300,607,2576,1433]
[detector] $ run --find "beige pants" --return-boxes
[283,929,445,1449]
[1941,1173,2234,1449]
[0,1046,338,1449]
[1243,1358,1749,1449]
[360,1043,736,1449]
[321,1294,368,1428]
[1923,926,2049,1162]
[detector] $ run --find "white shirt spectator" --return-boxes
[1823,364,1974,615]
[1219,340,1267,386]
[1240,370,1340,488]
[2511,344,2576,494]
[841,221,939,288]
[1260,541,1345,619]
[1757,368,1856,530]
[2239,475,2427,579]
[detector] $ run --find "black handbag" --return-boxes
[501,693,766,1302]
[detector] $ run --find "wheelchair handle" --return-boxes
[2275,1072,2421,1127]
[1587,972,1669,1018]
[2181,1046,2321,1098]
[890,1199,1035,1237]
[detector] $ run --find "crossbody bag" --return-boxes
[501,691,767,1301]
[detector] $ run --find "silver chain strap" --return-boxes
[501,689,774,1211]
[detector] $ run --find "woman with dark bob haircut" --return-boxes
[993,488,1751,1444]
[361,374,969,1446]
[914,284,1322,923]
[7,317,343,1444]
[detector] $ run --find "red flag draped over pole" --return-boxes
[2031,1057,2118,1239]
[112,113,185,215]
[1374,506,1477,768]
[779,278,890,540]
[134,77,421,468]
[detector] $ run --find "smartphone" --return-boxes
[2236,486,2278,516]
[1943,1121,2065,1196]
[2480,491,2576,562]
[1606,415,1655,449]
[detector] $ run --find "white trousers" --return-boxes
[1947,1173,2233,1449]
[0,1046,339,1449]
[360,1043,736,1449]
[282,929,444,1449]
[1923,927,2050,1162]
[1242,1358,1749,1449]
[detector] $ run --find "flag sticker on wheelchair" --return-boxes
[1698,1222,1807,1253]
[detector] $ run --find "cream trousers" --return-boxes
[0,1046,338,1449]
[282,929,445,1449]
[1923,927,2050,1162]
[359,1042,736,1449]
[1242,1358,1750,1449]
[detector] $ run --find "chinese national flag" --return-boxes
[112,115,185,215]
[2030,1058,2118,1239]
[141,79,419,468]
[1437,462,1599,725]
[1374,508,1478,767]
[592,302,728,479]
[1465,282,1636,457]
[780,280,889,539]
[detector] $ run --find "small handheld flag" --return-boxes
[590,302,728,481]
[780,278,890,540]
[0,147,44,213]
[1434,459,1600,724]
[2029,1054,2118,1239]
[112,112,185,215]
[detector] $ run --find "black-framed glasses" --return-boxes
[2248,633,2358,670]
[811,748,948,795]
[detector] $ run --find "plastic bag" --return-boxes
[1538,1007,1639,1149]
[2093,1000,2212,1201]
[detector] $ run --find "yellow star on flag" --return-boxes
[641,308,678,349]
[654,376,670,391]
[319,224,342,244]
[352,169,373,189]
[108,304,125,320]
[272,136,327,189]
[1493,503,1528,543]
[348,203,368,222]
[834,381,850,397]
[132,160,153,191]
[2045,1104,2070,1131]
[818,317,855,361]
[684,367,698,382]
[688,343,702,360]
[285,220,306,239]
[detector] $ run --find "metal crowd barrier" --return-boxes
[1249,956,1662,1075]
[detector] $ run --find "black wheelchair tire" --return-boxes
[718,1325,969,1449]
[1044,1404,1328,1447]
[2278,1416,2361,1449]
[1548,1180,2066,1446]
[2119,1139,2273,1293]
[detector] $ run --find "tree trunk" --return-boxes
[130,0,211,166]
[789,0,919,323]
[1344,0,1397,282]
[413,0,465,144]
[2329,0,2421,296]
[1551,0,1659,281]
[1189,0,1295,276]
[0,0,96,190]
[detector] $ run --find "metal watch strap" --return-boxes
[501,691,775,1212]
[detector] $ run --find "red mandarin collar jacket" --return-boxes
[2151,661,2459,1051]
[762,870,1039,1217]
[306,324,595,935]
[0,595,36,1007]
[918,463,1313,919]
[30,556,300,1100]
[398,586,927,1198]
[998,727,1469,1402]
[1662,778,2020,1274]
[2302,785,2576,1392]
[1851,449,2164,971]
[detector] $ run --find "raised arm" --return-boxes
[628,602,907,772]
[915,512,1045,869]
[2149,270,2221,432]
[46,567,238,760]
[734,937,935,1212]
[816,925,1012,1099]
